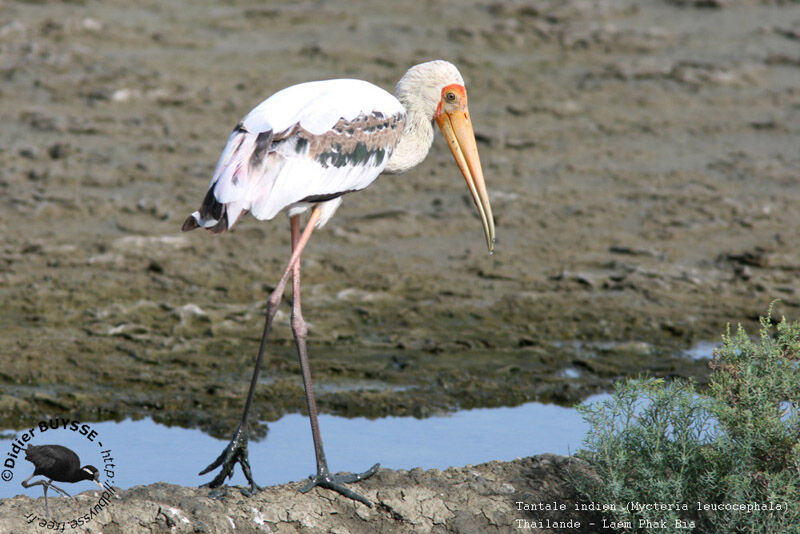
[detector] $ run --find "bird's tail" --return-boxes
[181,185,231,233]
[183,127,256,233]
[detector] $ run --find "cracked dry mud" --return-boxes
[0,456,604,533]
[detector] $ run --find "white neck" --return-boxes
[384,91,434,174]
[383,60,465,174]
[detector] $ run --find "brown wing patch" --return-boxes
[278,111,405,168]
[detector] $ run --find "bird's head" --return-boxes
[81,465,103,489]
[398,60,496,252]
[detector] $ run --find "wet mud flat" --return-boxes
[1,0,799,443]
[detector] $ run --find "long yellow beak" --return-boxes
[436,108,496,253]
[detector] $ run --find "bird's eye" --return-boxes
[446,91,456,102]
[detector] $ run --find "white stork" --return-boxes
[183,60,495,506]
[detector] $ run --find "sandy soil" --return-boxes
[0,0,798,487]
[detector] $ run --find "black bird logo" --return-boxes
[22,444,103,517]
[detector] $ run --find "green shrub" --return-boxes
[575,310,800,533]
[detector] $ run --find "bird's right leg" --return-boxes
[288,215,378,506]
[199,205,322,493]
[43,481,72,499]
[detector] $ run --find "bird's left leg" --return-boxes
[288,215,379,507]
[22,476,50,517]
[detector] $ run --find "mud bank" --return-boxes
[0,455,603,534]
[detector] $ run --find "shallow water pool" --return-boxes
[0,394,608,499]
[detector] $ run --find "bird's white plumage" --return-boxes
[251,154,376,221]
[191,78,406,230]
[242,79,403,136]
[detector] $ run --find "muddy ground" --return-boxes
[0,0,798,486]
[0,455,606,534]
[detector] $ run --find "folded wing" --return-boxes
[183,79,406,233]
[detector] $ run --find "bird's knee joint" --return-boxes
[266,294,282,317]
[291,313,308,337]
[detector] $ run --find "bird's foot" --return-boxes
[199,424,262,495]
[300,463,380,507]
